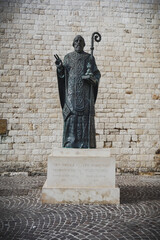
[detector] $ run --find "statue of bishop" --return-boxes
[55,35,101,148]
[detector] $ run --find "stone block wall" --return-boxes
[0,0,160,174]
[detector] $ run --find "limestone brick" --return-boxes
[0,0,159,174]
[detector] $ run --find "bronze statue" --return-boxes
[55,33,101,148]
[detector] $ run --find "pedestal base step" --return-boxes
[42,181,120,204]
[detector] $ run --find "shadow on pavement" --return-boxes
[120,185,160,204]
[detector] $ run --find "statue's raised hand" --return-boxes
[54,54,62,68]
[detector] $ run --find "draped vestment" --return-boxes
[57,51,101,148]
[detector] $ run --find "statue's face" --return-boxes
[73,36,85,53]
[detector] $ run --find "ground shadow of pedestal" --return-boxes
[120,185,160,204]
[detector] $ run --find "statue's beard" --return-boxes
[74,45,84,53]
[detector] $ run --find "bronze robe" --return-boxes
[57,51,101,148]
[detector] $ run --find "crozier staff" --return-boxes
[54,34,101,148]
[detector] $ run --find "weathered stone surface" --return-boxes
[42,149,120,204]
[0,0,160,174]
[42,184,120,204]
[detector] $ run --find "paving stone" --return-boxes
[0,174,160,240]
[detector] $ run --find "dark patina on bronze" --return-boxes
[54,32,101,148]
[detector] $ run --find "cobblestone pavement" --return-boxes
[0,174,160,240]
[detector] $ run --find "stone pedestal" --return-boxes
[42,149,120,204]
